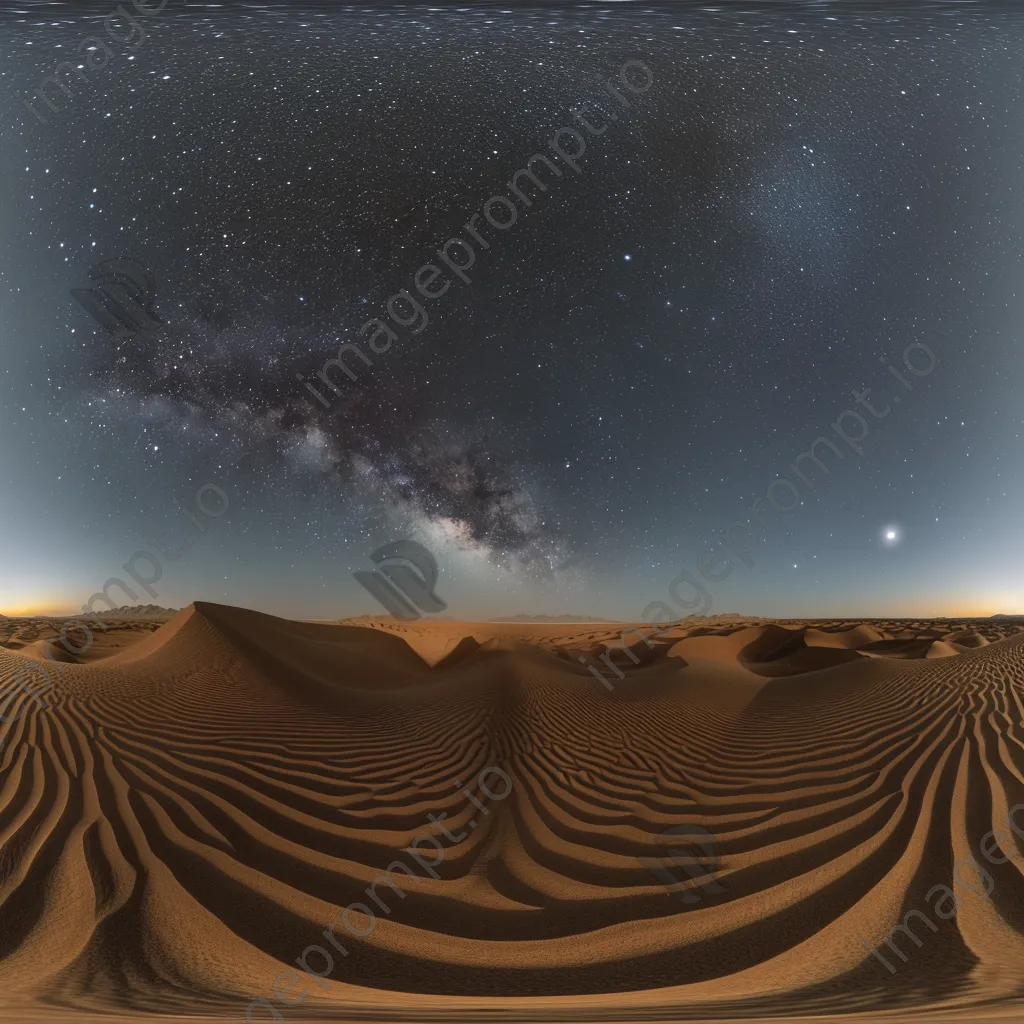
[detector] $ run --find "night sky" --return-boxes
[1,0,1022,620]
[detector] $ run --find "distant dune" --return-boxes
[492,613,620,622]
[0,605,1022,1022]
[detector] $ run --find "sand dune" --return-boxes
[0,605,1022,1022]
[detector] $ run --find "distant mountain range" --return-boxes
[80,605,178,618]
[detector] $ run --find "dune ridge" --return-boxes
[0,604,1022,1022]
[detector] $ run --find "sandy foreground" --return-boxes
[0,606,1022,1023]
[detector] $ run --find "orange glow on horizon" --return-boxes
[0,602,77,618]
[2,602,1020,621]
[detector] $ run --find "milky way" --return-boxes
[3,1,1024,617]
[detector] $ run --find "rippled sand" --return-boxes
[0,605,1022,1022]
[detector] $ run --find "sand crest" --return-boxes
[0,606,1022,1022]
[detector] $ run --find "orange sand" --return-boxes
[0,605,1022,1022]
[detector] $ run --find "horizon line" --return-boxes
[3,603,1023,623]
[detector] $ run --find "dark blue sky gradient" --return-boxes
[1,1,1022,619]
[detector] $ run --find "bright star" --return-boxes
[881,525,902,547]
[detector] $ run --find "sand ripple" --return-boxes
[0,605,1022,1021]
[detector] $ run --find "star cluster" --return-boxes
[2,1,1024,618]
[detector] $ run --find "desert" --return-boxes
[0,606,1022,1022]
[6,1,1024,1021]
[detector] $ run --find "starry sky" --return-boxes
[1,0,1023,621]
